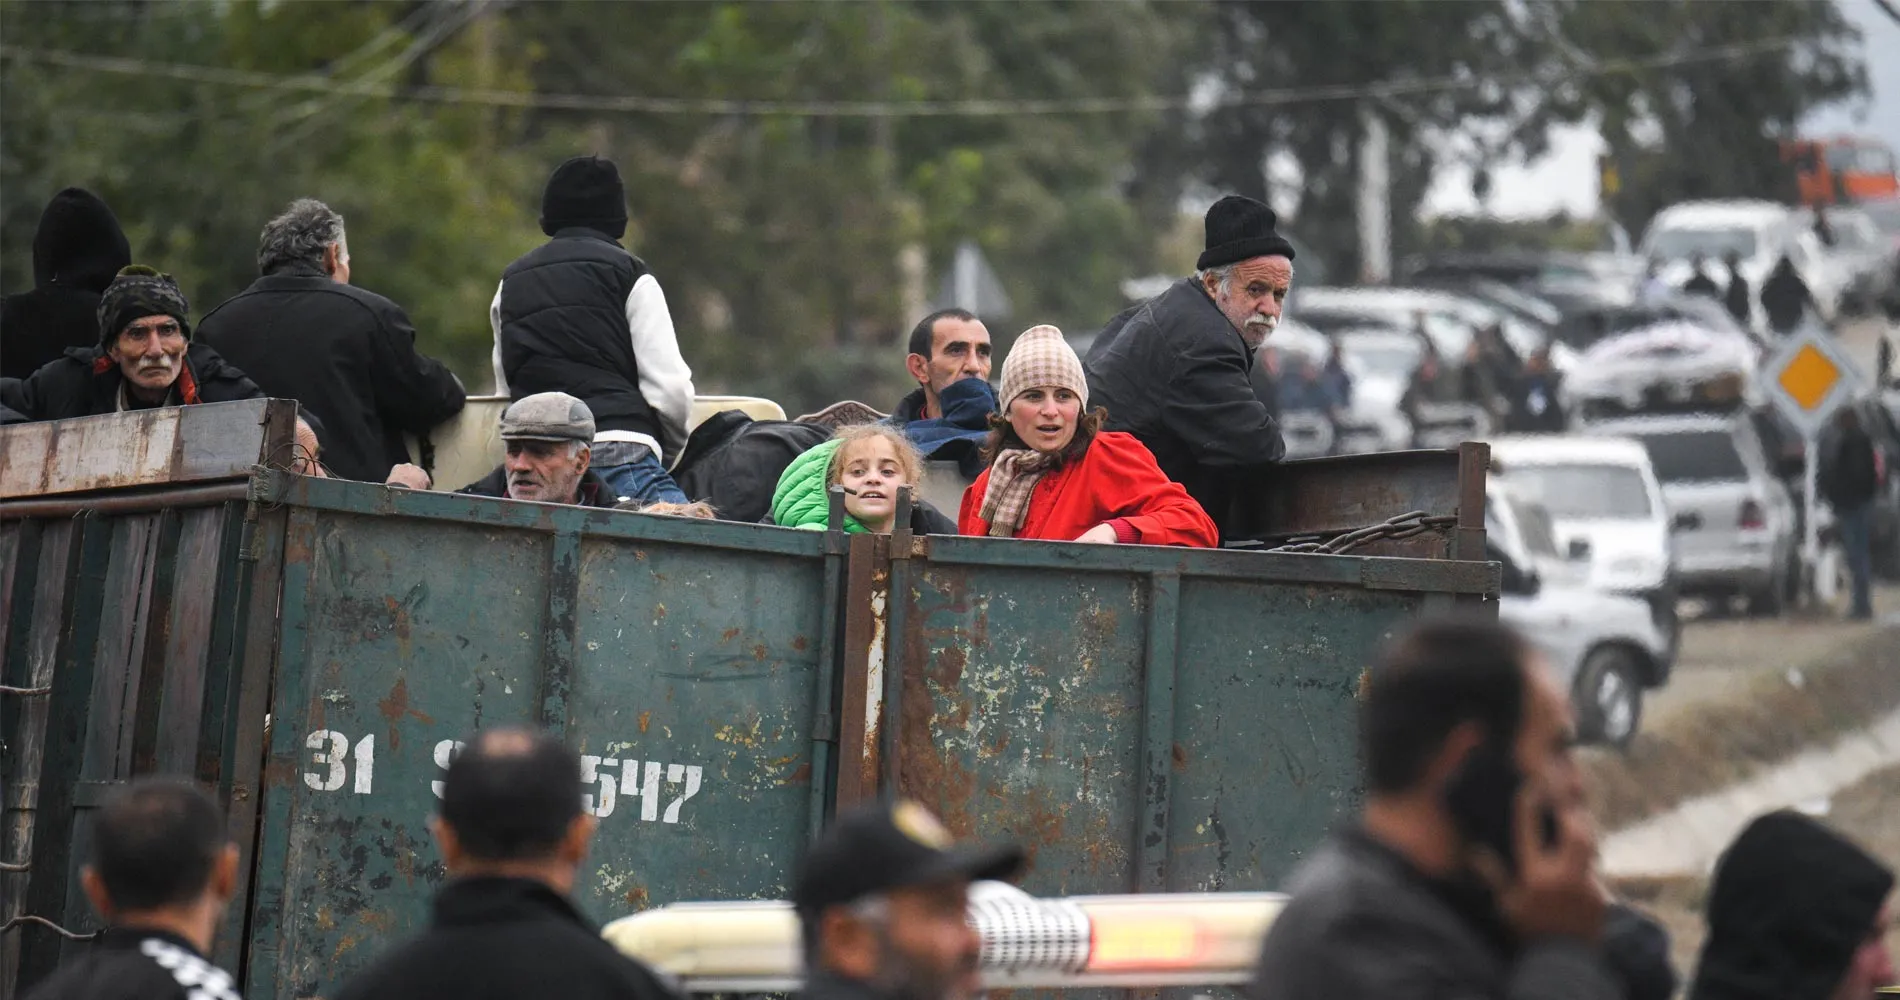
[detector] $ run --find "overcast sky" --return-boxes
[1422,0,1900,220]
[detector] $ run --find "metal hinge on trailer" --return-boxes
[1266,510,1459,556]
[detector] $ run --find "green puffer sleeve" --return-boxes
[770,438,866,533]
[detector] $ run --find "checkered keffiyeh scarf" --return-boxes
[979,325,1088,537]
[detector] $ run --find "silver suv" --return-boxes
[1585,413,1797,615]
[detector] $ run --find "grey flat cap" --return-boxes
[500,392,595,443]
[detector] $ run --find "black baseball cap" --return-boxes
[792,799,1026,917]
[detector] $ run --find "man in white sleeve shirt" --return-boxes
[490,155,695,504]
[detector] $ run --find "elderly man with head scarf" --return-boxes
[0,265,263,421]
[1083,195,1292,542]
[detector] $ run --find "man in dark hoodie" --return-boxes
[198,198,465,483]
[1,187,132,379]
[1084,195,1289,541]
[1761,255,1815,335]
[1,266,262,421]
[491,155,695,506]
[1689,810,1894,1000]
[1722,251,1752,327]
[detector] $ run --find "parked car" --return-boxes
[1640,199,1843,328]
[1487,435,1679,657]
[1585,412,1798,615]
[1289,286,1575,371]
[1488,481,1670,747]
[1566,320,1760,424]
[1331,325,1423,453]
[1807,205,1897,314]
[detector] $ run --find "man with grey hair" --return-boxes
[1083,195,1290,542]
[395,391,624,508]
[198,197,465,483]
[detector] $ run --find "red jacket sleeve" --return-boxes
[958,469,992,536]
[1086,433,1219,547]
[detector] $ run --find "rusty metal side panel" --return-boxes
[247,480,841,1000]
[1,518,71,989]
[1160,580,1416,891]
[1236,446,1477,557]
[891,537,1490,898]
[0,398,291,499]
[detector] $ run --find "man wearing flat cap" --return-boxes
[793,799,1024,1000]
[1085,195,1293,542]
[1,265,263,422]
[386,391,625,508]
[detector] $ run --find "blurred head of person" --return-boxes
[1691,810,1894,1000]
[793,800,1024,1000]
[257,198,350,284]
[905,309,993,420]
[291,414,329,477]
[1358,618,1580,878]
[1690,251,1708,273]
[81,778,239,956]
[498,392,595,504]
[433,727,593,896]
[1195,195,1295,350]
[1724,249,1744,272]
[97,266,191,404]
[1526,346,1553,375]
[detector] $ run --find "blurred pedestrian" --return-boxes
[1399,351,1461,436]
[1506,347,1567,434]
[1640,258,1671,305]
[1084,194,1290,541]
[1,187,131,380]
[793,799,1024,1000]
[1761,256,1814,335]
[0,266,263,420]
[1722,251,1753,327]
[959,325,1218,546]
[335,727,676,1000]
[1821,406,1879,620]
[1687,810,1893,1000]
[1319,340,1354,414]
[492,155,695,505]
[1682,253,1721,299]
[24,778,242,1000]
[198,198,465,483]
[1276,354,1333,414]
[1248,618,1644,1000]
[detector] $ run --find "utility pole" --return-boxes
[1357,105,1392,285]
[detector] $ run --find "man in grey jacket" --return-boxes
[1250,618,1626,1000]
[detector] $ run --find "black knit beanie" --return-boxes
[1689,810,1894,1000]
[540,155,628,239]
[1197,194,1296,271]
[97,265,191,347]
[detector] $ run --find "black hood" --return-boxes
[1689,810,1894,1000]
[32,187,132,293]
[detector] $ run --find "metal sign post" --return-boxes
[1761,326,1863,602]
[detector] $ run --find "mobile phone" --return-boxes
[1443,739,1558,874]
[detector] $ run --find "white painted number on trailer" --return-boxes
[431,739,465,799]
[581,755,619,818]
[304,730,375,794]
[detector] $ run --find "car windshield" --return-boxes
[1645,226,1759,261]
[1507,464,1654,519]
[1864,200,1900,235]
[1632,430,1749,483]
[1510,495,1563,558]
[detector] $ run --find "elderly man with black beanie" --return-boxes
[1084,195,1291,542]
[490,155,696,507]
[1,265,262,422]
[1689,810,1894,1000]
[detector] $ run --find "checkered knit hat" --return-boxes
[999,325,1087,409]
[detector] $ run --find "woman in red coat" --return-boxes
[958,325,1218,547]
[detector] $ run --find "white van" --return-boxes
[1639,199,1842,326]
[1487,435,1678,655]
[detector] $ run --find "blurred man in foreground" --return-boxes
[1687,810,1894,1000]
[336,727,675,1000]
[25,779,242,1000]
[794,800,1025,1000]
[1249,618,1667,1000]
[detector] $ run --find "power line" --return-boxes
[0,35,1807,119]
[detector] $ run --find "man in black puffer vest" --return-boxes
[491,156,695,505]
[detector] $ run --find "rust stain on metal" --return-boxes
[376,677,434,750]
[898,615,976,835]
[1172,742,1189,772]
[638,710,651,734]
[721,628,740,643]
[752,643,767,662]
[781,762,812,787]
[624,885,650,909]
[792,635,808,652]
[331,934,359,961]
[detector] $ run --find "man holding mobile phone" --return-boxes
[1249,618,1659,1000]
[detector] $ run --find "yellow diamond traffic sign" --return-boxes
[1761,326,1861,437]
[1775,343,1841,412]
